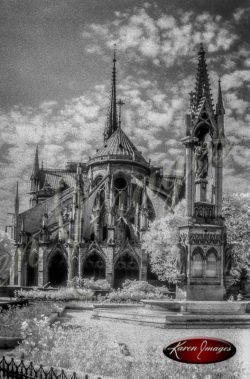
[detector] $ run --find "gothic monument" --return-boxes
[8,44,229,299]
[178,43,228,300]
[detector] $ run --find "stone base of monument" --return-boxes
[176,283,226,301]
[92,301,250,329]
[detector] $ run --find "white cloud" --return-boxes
[222,70,250,91]
[1,2,250,230]
[82,6,238,67]
[233,7,250,22]
[225,92,249,116]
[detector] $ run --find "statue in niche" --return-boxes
[194,142,209,179]
[176,243,187,275]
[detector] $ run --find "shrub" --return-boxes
[16,287,94,301]
[105,280,169,303]
[0,302,61,337]
[122,279,168,294]
[67,277,111,291]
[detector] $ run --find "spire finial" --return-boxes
[192,43,214,114]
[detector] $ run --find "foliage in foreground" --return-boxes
[18,317,130,378]
[16,287,94,301]
[16,315,243,379]
[0,302,61,337]
[0,230,15,285]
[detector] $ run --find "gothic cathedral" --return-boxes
[9,44,228,298]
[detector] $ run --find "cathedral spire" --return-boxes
[216,79,225,115]
[15,181,19,215]
[104,47,118,142]
[193,43,214,113]
[32,145,40,179]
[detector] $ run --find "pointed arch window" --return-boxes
[206,248,217,277]
[191,247,203,277]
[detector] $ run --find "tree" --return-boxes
[0,231,15,285]
[223,193,250,285]
[142,200,187,283]
[143,193,250,285]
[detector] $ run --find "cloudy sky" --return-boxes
[0,0,250,231]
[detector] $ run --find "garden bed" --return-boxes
[15,280,171,304]
[9,308,245,379]
[16,288,94,301]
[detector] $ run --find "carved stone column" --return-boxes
[182,137,194,217]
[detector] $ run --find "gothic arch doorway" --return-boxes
[82,252,105,280]
[48,251,68,286]
[22,243,39,287]
[114,253,139,288]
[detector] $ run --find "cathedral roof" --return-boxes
[89,127,148,166]
[42,170,76,189]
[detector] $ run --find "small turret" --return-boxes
[30,145,40,207]
[216,79,225,138]
[216,79,225,116]
[13,181,19,242]
[20,217,27,245]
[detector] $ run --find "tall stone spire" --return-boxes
[104,47,118,142]
[192,43,214,114]
[31,145,40,180]
[15,181,19,216]
[216,79,225,115]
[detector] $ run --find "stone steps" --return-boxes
[92,308,250,329]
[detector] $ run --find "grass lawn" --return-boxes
[2,302,249,378]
